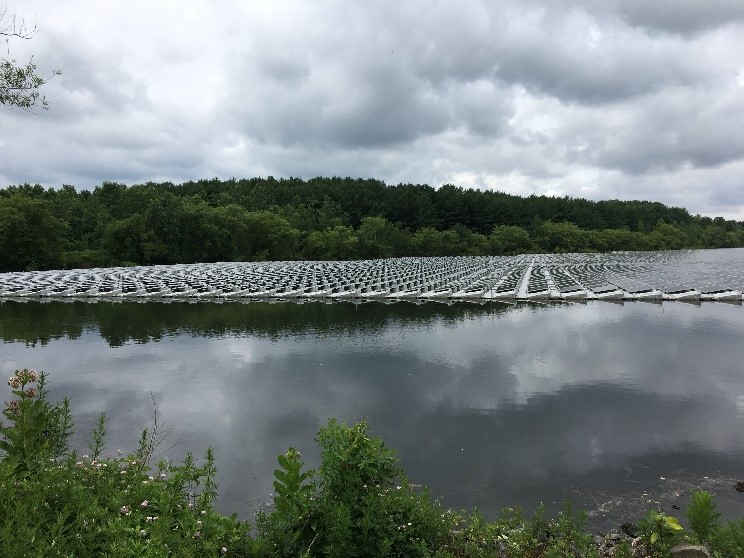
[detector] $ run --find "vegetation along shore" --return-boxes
[2,369,743,557]
[2,178,744,272]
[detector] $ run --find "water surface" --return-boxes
[2,299,743,529]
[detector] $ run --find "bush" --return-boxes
[4,370,744,557]
[258,419,455,557]
[0,369,255,557]
[686,490,722,544]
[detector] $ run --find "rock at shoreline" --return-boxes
[670,544,710,558]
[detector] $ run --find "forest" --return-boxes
[1,177,743,272]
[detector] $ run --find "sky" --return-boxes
[1,0,744,220]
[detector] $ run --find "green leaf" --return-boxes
[664,516,684,531]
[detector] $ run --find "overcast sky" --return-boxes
[1,1,744,219]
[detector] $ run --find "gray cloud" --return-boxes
[612,0,744,36]
[1,0,744,219]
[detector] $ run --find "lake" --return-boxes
[2,294,744,530]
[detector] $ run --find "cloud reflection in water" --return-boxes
[1,300,743,526]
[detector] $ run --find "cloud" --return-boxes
[1,0,743,219]
[3,299,744,521]
[611,0,744,36]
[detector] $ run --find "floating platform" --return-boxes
[1,251,744,304]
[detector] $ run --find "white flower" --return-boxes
[120,506,131,516]
[221,547,228,555]
[141,500,149,508]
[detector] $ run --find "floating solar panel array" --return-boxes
[1,250,743,303]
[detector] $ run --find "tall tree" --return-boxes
[0,7,59,110]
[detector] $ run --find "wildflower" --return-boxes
[140,500,149,508]
[159,472,167,479]
[196,520,202,527]
[221,547,228,555]
[146,516,157,522]
[140,529,147,537]
[8,376,21,389]
[4,400,19,414]
[24,387,36,398]
[28,370,38,382]
[193,531,201,539]
[120,506,131,516]
[200,510,206,515]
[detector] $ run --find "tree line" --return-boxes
[1,177,743,272]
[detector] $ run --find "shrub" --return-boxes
[258,418,456,557]
[686,490,722,544]
[0,369,255,557]
[639,510,684,555]
[4,370,744,558]
[0,368,73,477]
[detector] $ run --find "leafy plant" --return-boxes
[709,518,744,557]
[257,447,315,556]
[686,490,722,544]
[0,368,73,477]
[639,510,684,553]
[0,372,254,557]
[7,370,744,558]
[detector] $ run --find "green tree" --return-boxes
[1,8,59,110]
[356,216,397,259]
[489,225,535,255]
[0,196,67,271]
[240,210,300,261]
[304,226,359,260]
[411,227,446,256]
[534,221,590,253]
[104,214,166,265]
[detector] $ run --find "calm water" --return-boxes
[2,299,744,529]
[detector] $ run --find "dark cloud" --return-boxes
[613,0,744,36]
[2,0,744,219]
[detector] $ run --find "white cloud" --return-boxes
[1,0,743,219]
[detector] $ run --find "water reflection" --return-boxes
[1,300,744,529]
